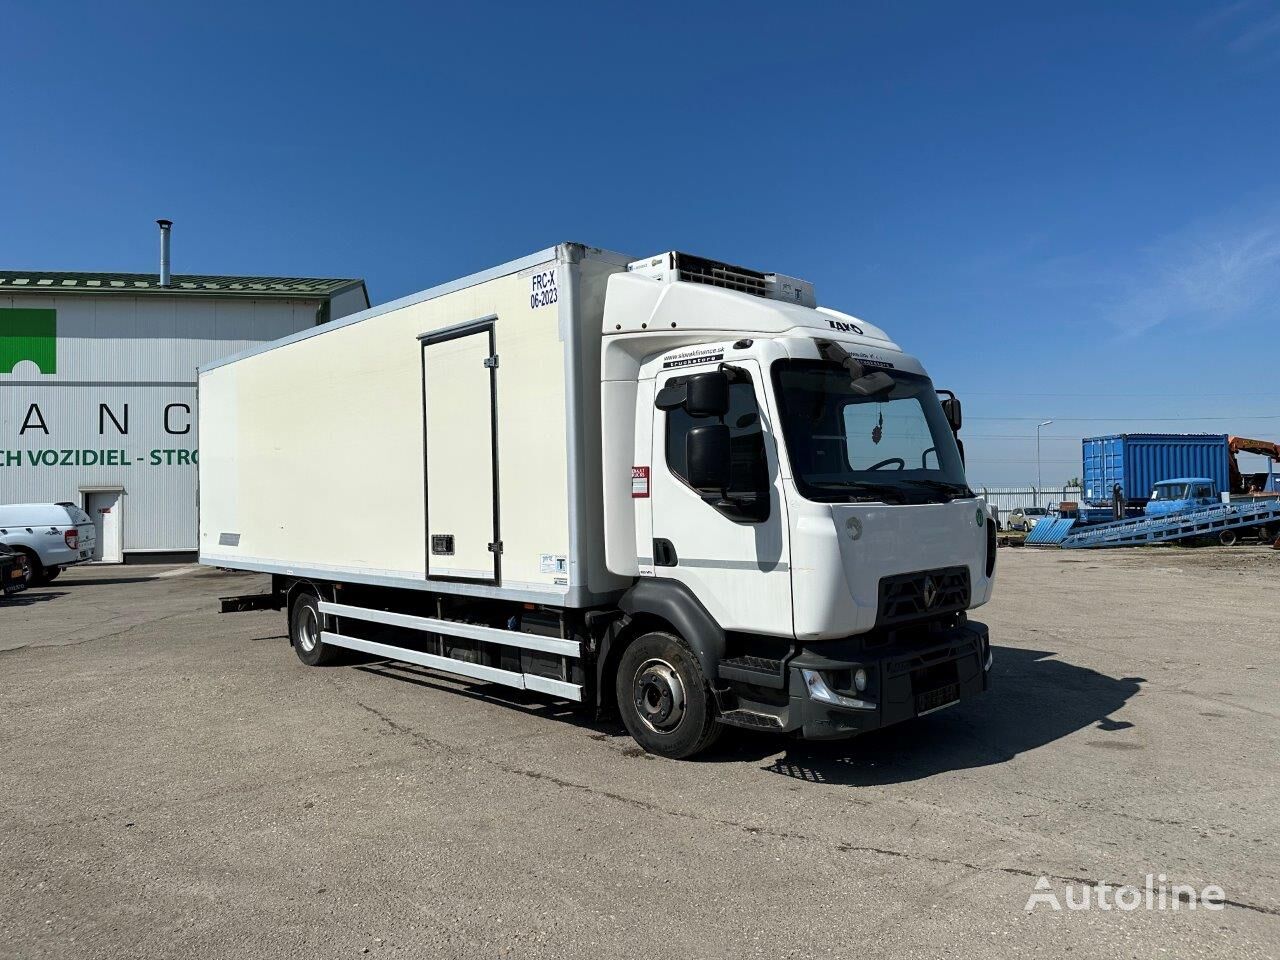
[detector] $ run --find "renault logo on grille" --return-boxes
[922,576,939,609]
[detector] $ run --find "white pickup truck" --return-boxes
[0,503,98,586]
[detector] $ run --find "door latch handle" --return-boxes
[652,538,678,567]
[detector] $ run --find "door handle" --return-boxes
[653,538,678,567]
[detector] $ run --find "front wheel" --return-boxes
[616,631,722,759]
[290,592,343,666]
[1218,529,1239,547]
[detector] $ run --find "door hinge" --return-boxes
[488,540,503,554]
[483,355,499,369]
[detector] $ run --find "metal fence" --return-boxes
[976,485,1083,519]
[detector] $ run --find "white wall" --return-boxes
[1,293,326,554]
[329,285,370,321]
[977,485,1083,515]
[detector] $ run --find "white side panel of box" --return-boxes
[1,294,322,554]
[199,260,580,598]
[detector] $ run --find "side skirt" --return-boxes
[317,601,583,702]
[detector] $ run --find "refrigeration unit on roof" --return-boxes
[627,251,817,308]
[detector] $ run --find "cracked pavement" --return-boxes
[1,550,1277,958]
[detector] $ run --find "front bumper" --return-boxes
[746,620,991,740]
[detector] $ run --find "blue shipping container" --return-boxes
[1081,434,1230,506]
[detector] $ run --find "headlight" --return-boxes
[800,670,875,711]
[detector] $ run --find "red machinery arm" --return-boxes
[1228,436,1280,494]
[1229,436,1280,460]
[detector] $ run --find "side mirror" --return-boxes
[685,370,730,418]
[687,423,731,492]
[938,391,962,432]
[655,369,731,416]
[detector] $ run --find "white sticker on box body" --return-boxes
[539,553,568,575]
[528,267,559,310]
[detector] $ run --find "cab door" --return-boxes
[647,361,792,637]
[1191,481,1216,508]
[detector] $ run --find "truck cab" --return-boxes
[1143,478,1220,517]
[600,253,995,749]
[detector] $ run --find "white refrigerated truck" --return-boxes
[200,244,996,757]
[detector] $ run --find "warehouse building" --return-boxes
[0,234,368,563]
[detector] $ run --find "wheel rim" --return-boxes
[298,606,320,652]
[633,658,686,734]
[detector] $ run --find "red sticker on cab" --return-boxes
[631,466,650,498]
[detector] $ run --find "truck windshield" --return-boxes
[771,359,970,503]
[1151,484,1188,501]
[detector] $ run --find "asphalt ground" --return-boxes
[1,547,1277,959]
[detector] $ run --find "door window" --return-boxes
[664,373,769,520]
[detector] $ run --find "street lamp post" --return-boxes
[1036,420,1054,506]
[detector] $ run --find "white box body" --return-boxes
[198,244,632,606]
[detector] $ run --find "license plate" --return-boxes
[916,682,959,716]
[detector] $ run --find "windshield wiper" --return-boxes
[902,479,973,501]
[809,481,911,504]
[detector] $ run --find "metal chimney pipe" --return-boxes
[156,219,173,287]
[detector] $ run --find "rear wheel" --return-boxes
[616,631,721,759]
[39,566,61,584]
[290,592,342,666]
[1218,529,1239,546]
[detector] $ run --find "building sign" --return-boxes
[0,308,57,375]
[3,449,195,467]
[1,395,198,469]
[2,306,200,467]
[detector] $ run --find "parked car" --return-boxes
[0,502,98,586]
[0,544,28,597]
[1007,506,1050,532]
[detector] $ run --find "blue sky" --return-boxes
[3,0,1279,485]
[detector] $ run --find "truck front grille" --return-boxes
[877,566,970,626]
